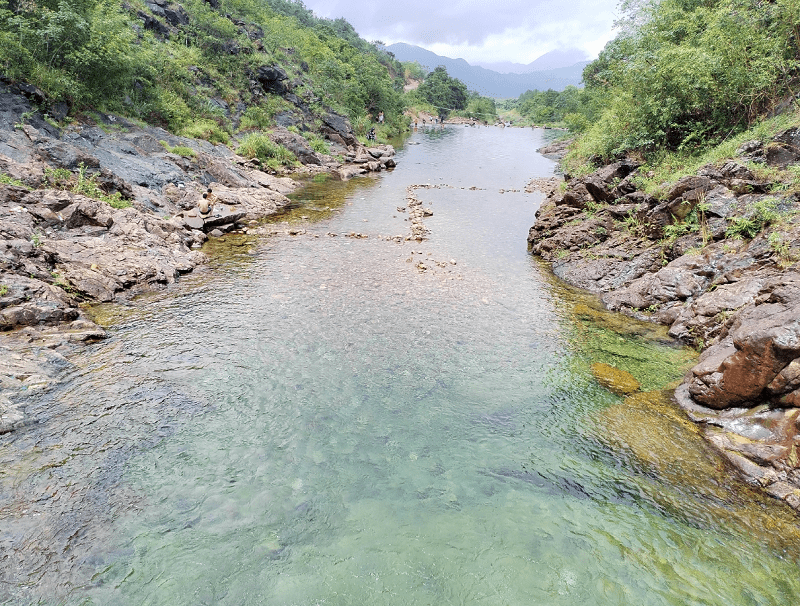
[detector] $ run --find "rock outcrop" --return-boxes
[0,79,395,431]
[528,130,800,511]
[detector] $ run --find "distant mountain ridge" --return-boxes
[386,43,589,98]
[473,49,591,74]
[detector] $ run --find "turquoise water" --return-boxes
[2,126,800,605]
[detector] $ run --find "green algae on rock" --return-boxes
[541,269,697,393]
[591,362,640,396]
[595,390,800,558]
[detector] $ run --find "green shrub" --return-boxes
[159,141,197,158]
[238,132,296,166]
[42,163,131,208]
[43,167,73,189]
[303,132,330,154]
[239,97,295,131]
[74,164,131,208]
[350,113,370,138]
[0,173,26,187]
[726,197,780,239]
[180,119,230,145]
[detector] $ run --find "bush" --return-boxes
[303,132,330,154]
[238,132,296,165]
[180,119,230,145]
[0,173,26,187]
[41,163,131,208]
[159,140,196,158]
[239,97,294,131]
[726,197,781,240]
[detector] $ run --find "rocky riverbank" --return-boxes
[0,81,395,433]
[527,133,800,512]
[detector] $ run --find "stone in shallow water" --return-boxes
[595,390,800,555]
[591,362,640,395]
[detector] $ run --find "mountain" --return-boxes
[474,49,591,74]
[526,49,591,71]
[386,43,589,98]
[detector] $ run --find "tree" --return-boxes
[417,66,468,120]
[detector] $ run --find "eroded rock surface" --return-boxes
[528,131,800,511]
[0,81,394,431]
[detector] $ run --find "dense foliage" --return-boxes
[415,66,469,120]
[0,0,406,138]
[509,86,598,130]
[456,92,497,123]
[576,0,800,161]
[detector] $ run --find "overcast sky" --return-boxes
[302,0,621,65]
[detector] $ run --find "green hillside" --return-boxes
[0,0,407,140]
[504,0,800,182]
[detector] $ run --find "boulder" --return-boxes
[560,183,596,209]
[257,65,289,95]
[162,5,189,27]
[702,186,737,218]
[766,128,800,168]
[688,297,800,408]
[0,301,78,330]
[202,204,247,229]
[664,176,713,202]
[582,160,640,202]
[269,127,321,165]
[59,197,115,229]
[321,113,358,147]
[137,11,171,37]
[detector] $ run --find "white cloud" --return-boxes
[304,0,620,62]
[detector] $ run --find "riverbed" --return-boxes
[2,126,800,605]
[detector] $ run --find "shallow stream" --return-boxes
[2,126,800,605]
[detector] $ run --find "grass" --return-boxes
[0,284,8,296]
[303,132,330,154]
[238,99,294,131]
[0,173,26,187]
[180,119,230,145]
[725,197,781,239]
[43,164,132,209]
[238,132,297,167]
[159,140,197,158]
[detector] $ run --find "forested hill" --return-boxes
[0,0,407,140]
[387,42,588,98]
[567,0,800,169]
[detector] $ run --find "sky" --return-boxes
[302,0,621,65]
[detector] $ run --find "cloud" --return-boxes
[304,0,619,62]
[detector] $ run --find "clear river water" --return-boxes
[3,126,800,605]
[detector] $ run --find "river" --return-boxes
[2,125,800,605]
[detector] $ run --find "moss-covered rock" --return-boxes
[591,362,640,395]
[595,390,800,556]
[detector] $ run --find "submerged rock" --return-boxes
[529,142,800,511]
[591,362,640,396]
[596,390,800,554]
